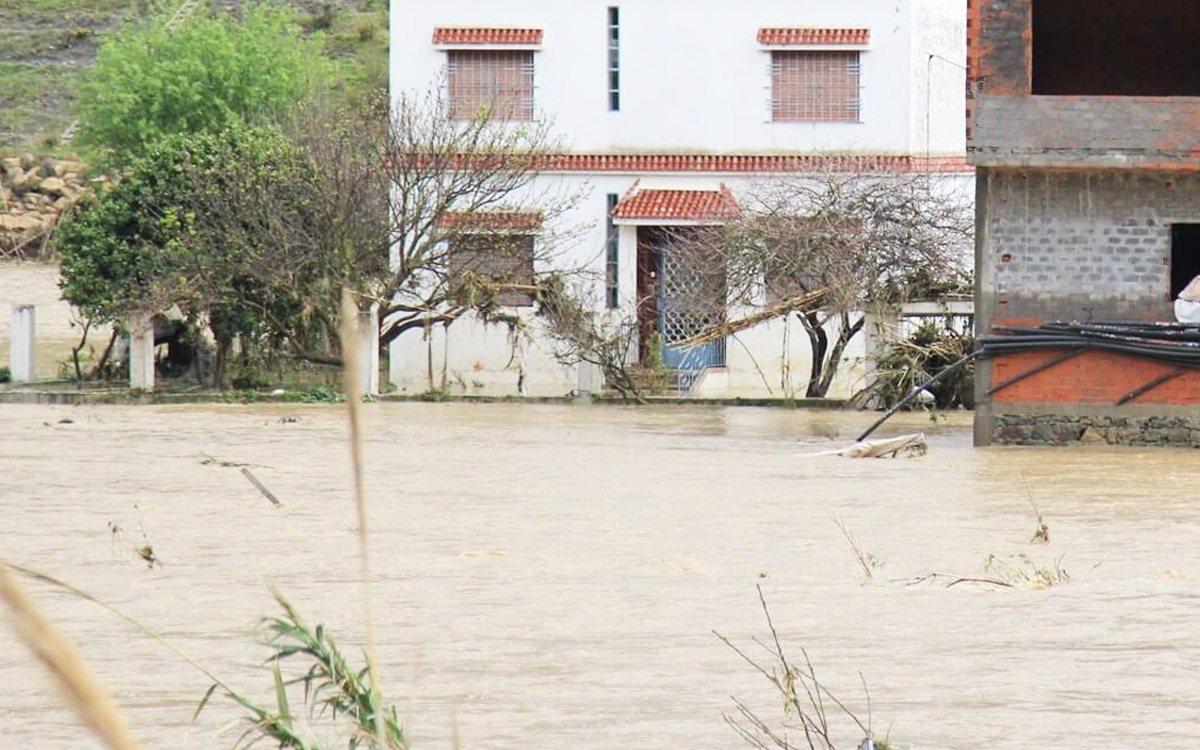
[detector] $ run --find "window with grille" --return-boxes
[448,234,536,306]
[607,7,620,111]
[770,51,861,122]
[605,194,619,308]
[446,50,535,121]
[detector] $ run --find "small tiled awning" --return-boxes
[612,185,739,223]
[436,211,543,232]
[757,28,871,47]
[432,27,544,47]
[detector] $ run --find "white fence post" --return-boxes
[128,313,155,390]
[10,304,35,382]
[358,305,379,396]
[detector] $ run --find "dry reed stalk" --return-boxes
[0,557,142,750]
[339,288,389,750]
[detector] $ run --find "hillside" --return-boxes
[0,0,387,154]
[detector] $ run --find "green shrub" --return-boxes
[74,3,330,169]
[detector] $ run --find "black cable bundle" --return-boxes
[979,321,1200,367]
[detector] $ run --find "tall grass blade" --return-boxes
[0,557,143,750]
[339,288,389,750]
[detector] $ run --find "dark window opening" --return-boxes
[605,193,619,308]
[448,234,536,307]
[1171,224,1200,299]
[1033,0,1200,96]
[607,7,620,111]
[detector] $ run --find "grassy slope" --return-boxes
[0,0,387,155]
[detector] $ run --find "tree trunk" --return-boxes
[798,311,829,398]
[814,312,865,397]
[212,335,232,389]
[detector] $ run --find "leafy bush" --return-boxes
[0,366,10,383]
[56,126,318,386]
[75,3,329,168]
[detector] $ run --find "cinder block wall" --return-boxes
[977,169,1181,325]
[974,168,1200,446]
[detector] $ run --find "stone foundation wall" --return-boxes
[994,413,1200,447]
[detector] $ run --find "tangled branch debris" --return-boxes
[715,586,882,750]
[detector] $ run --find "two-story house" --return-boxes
[389,0,970,398]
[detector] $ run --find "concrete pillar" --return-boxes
[10,304,35,382]
[577,361,600,398]
[860,309,900,380]
[128,313,155,390]
[358,305,380,396]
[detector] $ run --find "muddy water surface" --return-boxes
[1,402,1199,749]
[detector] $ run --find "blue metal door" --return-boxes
[656,241,725,387]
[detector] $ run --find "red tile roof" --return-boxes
[436,211,543,231]
[540,154,972,174]
[393,153,972,175]
[432,27,543,46]
[612,184,739,222]
[758,28,871,46]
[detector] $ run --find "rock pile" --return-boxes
[0,155,100,259]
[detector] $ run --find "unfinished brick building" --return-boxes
[969,0,1200,447]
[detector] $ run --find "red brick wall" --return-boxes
[991,350,1200,405]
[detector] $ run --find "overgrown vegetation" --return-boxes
[852,320,976,410]
[197,590,408,750]
[0,0,388,153]
[74,3,331,170]
[56,126,321,387]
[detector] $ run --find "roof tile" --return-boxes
[612,185,740,221]
[436,211,543,231]
[758,28,871,46]
[432,27,543,46]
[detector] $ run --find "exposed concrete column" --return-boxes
[577,360,601,398]
[10,304,35,382]
[358,305,379,396]
[128,313,155,390]
[860,308,900,381]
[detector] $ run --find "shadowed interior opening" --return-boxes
[1170,224,1200,299]
[1033,0,1200,96]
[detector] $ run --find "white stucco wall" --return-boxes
[392,0,967,157]
[907,0,968,158]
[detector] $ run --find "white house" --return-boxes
[388,0,972,398]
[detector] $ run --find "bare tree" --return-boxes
[672,172,972,397]
[178,88,586,373]
[537,277,647,401]
[375,89,586,348]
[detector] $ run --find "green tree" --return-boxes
[74,4,328,169]
[56,126,316,386]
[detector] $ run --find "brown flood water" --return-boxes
[1,402,1199,749]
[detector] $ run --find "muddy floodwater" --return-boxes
[1,402,1199,749]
